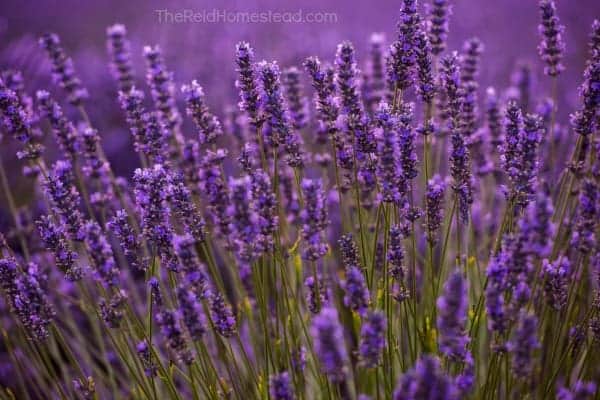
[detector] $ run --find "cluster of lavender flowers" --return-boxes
[1,1,600,399]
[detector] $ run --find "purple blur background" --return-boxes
[0,0,599,181]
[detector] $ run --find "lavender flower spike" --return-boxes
[425,174,446,244]
[300,179,329,261]
[310,307,349,382]
[259,60,304,167]
[393,355,458,400]
[509,312,540,377]
[181,80,223,145]
[235,41,263,127]
[106,24,135,92]
[39,33,88,105]
[437,270,469,362]
[427,0,452,56]
[359,310,386,368]
[269,372,295,400]
[538,0,565,77]
[37,216,82,281]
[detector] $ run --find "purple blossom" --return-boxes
[387,0,420,92]
[538,0,565,77]
[235,42,263,127]
[342,265,370,316]
[44,160,85,241]
[209,291,236,338]
[300,179,329,261]
[83,220,120,286]
[436,271,469,362]
[542,257,569,311]
[509,313,540,377]
[133,164,179,272]
[37,215,82,281]
[426,0,452,56]
[136,340,157,377]
[99,290,127,328]
[107,210,145,273]
[177,284,206,341]
[36,90,79,159]
[393,355,458,400]
[39,33,88,105]
[156,309,193,365]
[106,24,134,92]
[118,87,147,154]
[425,175,446,244]
[282,67,308,130]
[258,60,304,167]
[269,372,295,400]
[310,307,349,382]
[181,80,223,145]
[358,310,386,368]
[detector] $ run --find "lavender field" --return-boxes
[0,0,599,399]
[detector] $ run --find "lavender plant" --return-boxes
[1,2,600,400]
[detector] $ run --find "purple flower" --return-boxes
[310,307,349,382]
[437,271,469,362]
[133,164,179,272]
[44,160,85,241]
[106,24,134,92]
[99,290,127,328]
[542,257,569,311]
[235,42,263,127]
[141,111,168,164]
[136,340,157,377]
[515,114,543,207]
[425,175,446,244]
[335,41,373,155]
[143,45,181,133]
[300,179,329,261]
[250,169,278,253]
[414,25,435,104]
[426,0,452,56]
[502,101,523,186]
[358,310,386,368]
[339,234,360,268]
[149,277,163,308]
[209,291,236,338]
[374,102,402,203]
[282,66,308,130]
[83,220,120,286]
[118,87,148,154]
[571,179,598,254]
[538,0,565,77]
[259,60,304,167]
[304,57,341,150]
[39,33,88,105]
[393,355,458,400]
[485,249,508,334]
[200,150,232,238]
[305,275,329,314]
[167,172,206,243]
[518,186,555,258]
[388,225,406,283]
[387,0,420,92]
[177,284,206,341]
[36,90,79,160]
[0,80,42,161]
[269,372,295,400]
[509,313,540,377]
[557,381,597,400]
[181,80,223,145]
[107,210,144,273]
[342,265,370,316]
[8,262,55,341]
[228,176,261,264]
[364,33,387,112]
[37,215,82,281]
[156,309,193,365]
